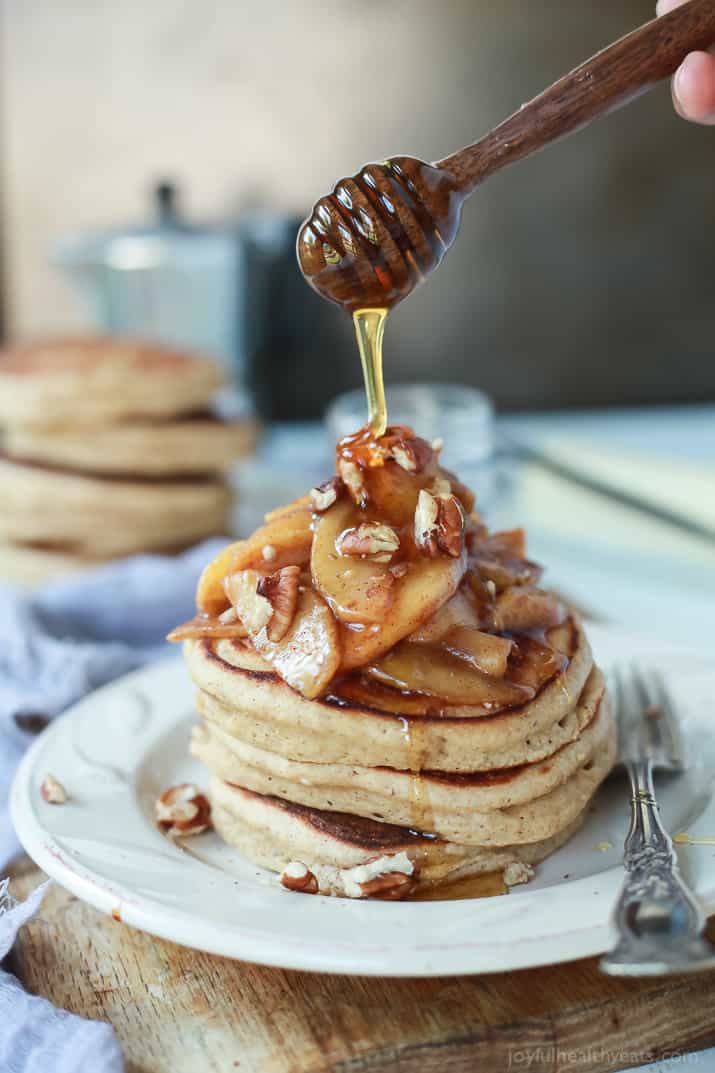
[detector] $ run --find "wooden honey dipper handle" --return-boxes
[298,0,715,312]
[438,0,715,194]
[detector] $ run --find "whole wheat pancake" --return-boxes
[0,541,98,586]
[209,779,592,895]
[0,456,230,556]
[184,617,594,773]
[0,538,201,586]
[0,337,222,425]
[4,416,256,476]
[191,679,612,843]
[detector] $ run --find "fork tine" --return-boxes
[629,662,662,759]
[622,663,684,772]
[629,661,652,707]
[651,670,685,769]
[611,664,637,755]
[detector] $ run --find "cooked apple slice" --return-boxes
[441,626,513,677]
[408,588,480,643]
[364,458,437,527]
[264,495,310,522]
[196,540,248,615]
[506,635,568,693]
[196,508,312,615]
[311,499,395,624]
[495,588,566,632]
[470,528,542,590]
[225,570,340,698]
[167,613,247,642]
[367,642,533,707]
[334,674,445,716]
[339,552,467,671]
[483,528,526,559]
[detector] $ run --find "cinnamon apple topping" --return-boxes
[169,425,568,710]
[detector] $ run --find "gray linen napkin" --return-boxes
[0,539,224,1071]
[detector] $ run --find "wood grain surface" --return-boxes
[7,857,715,1073]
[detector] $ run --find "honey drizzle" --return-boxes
[412,872,507,901]
[353,308,388,437]
[400,717,435,836]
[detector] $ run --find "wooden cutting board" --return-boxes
[8,857,715,1073]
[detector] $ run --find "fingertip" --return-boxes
[673,52,715,124]
[656,0,686,15]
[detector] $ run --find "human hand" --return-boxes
[657,0,715,123]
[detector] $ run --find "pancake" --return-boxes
[3,416,257,477]
[184,617,594,772]
[0,456,230,556]
[0,538,200,586]
[0,336,223,425]
[209,778,592,896]
[191,676,613,843]
[0,541,99,586]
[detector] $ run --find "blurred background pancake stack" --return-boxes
[0,336,256,585]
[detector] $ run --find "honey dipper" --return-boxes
[298,0,715,311]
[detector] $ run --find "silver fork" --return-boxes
[600,664,715,976]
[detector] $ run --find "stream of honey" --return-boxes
[353,308,388,437]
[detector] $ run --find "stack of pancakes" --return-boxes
[0,337,256,584]
[174,425,615,899]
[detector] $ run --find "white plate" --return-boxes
[11,625,715,976]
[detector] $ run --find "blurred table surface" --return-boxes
[237,402,715,638]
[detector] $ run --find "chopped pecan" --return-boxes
[226,572,273,634]
[387,436,433,473]
[429,476,452,497]
[414,489,464,559]
[155,784,212,837]
[40,774,68,804]
[503,861,535,887]
[256,565,301,641]
[358,872,415,900]
[336,522,400,563]
[337,458,366,506]
[342,851,415,898]
[310,477,343,513]
[280,861,319,894]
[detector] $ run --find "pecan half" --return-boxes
[337,458,366,506]
[256,565,301,641]
[358,872,415,900]
[387,436,433,473]
[280,860,319,894]
[414,488,464,558]
[40,774,68,804]
[155,784,212,837]
[342,851,415,898]
[310,477,343,513]
[336,522,400,563]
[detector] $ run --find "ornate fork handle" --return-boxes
[600,759,715,975]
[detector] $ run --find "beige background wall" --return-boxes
[1,1,713,410]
